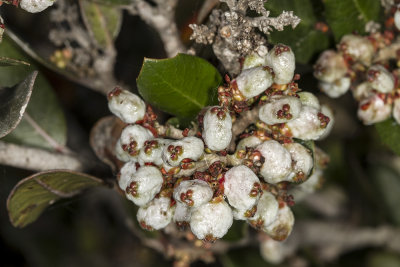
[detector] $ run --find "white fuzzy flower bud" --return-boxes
[298,92,320,110]
[339,34,374,65]
[137,196,175,230]
[357,94,392,125]
[236,136,262,152]
[20,0,55,13]
[314,50,347,83]
[243,49,268,70]
[107,88,146,124]
[266,44,295,85]
[290,168,323,202]
[115,139,132,162]
[202,106,232,151]
[367,65,394,93]
[173,179,213,208]
[319,77,351,98]
[173,202,191,226]
[395,9,400,31]
[352,82,374,101]
[319,105,335,139]
[190,200,233,241]
[256,140,293,184]
[264,204,294,241]
[248,191,279,229]
[224,165,261,212]
[234,66,274,98]
[162,136,204,167]
[118,161,137,191]
[119,125,154,157]
[259,95,302,124]
[125,166,163,206]
[393,98,400,125]
[284,143,313,182]
[260,238,286,264]
[286,106,331,140]
[138,138,172,166]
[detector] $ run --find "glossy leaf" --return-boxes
[0,36,67,151]
[7,170,104,228]
[375,118,400,156]
[137,53,222,119]
[266,0,330,64]
[325,0,382,41]
[0,71,37,138]
[79,1,123,48]
[0,57,30,67]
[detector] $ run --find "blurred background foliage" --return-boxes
[1,0,400,266]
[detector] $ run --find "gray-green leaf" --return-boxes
[0,71,37,138]
[79,1,123,49]
[137,53,222,120]
[325,0,382,41]
[375,118,400,156]
[7,170,104,228]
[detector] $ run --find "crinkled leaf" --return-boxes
[79,1,122,48]
[375,118,400,156]
[370,164,400,226]
[0,36,67,151]
[7,170,104,228]
[0,71,37,138]
[137,53,222,120]
[266,0,330,64]
[0,57,30,67]
[325,0,382,41]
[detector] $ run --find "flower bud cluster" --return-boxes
[314,6,400,125]
[19,0,57,13]
[108,43,332,245]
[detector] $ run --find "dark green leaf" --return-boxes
[0,36,67,151]
[0,71,37,138]
[137,53,222,119]
[0,57,30,66]
[222,220,248,242]
[266,0,330,64]
[79,1,122,48]
[325,0,382,41]
[370,164,400,225]
[375,118,400,156]
[7,170,104,228]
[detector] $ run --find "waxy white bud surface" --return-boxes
[119,125,154,157]
[284,142,313,179]
[173,202,191,225]
[138,138,172,166]
[264,204,294,241]
[234,66,274,98]
[314,50,347,83]
[173,179,213,208]
[259,95,302,124]
[190,200,233,240]
[243,51,267,70]
[339,34,374,65]
[115,139,133,162]
[118,161,137,190]
[202,106,232,151]
[108,89,146,123]
[367,65,394,94]
[358,94,392,125]
[352,82,374,101]
[266,44,295,85]
[125,166,163,206]
[236,136,262,152]
[248,191,279,228]
[137,196,175,230]
[298,92,320,110]
[260,238,286,264]
[162,136,204,167]
[320,77,351,98]
[20,0,55,13]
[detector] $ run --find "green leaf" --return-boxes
[370,164,400,225]
[7,170,104,228]
[0,57,30,67]
[0,36,67,151]
[79,1,123,48]
[0,71,37,138]
[137,53,222,120]
[375,118,400,156]
[325,0,382,41]
[368,252,400,267]
[266,0,330,64]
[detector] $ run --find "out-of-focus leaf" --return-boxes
[370,164,400,225]
[0,36,67,151]
[7,170,104,228]
[79,1,122,48]
[137,53,222,120]
[325,0,381,41]
[266,0,330,64]
[90,116,126,171]
[0,57,30,66]
[367,252,400,267]
[375,118,400,156]
[0,71,37,138]
[222,220,248,242]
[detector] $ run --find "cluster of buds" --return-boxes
[314,5,400,125]
[107,43,332,245]
[1,0,57,13]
